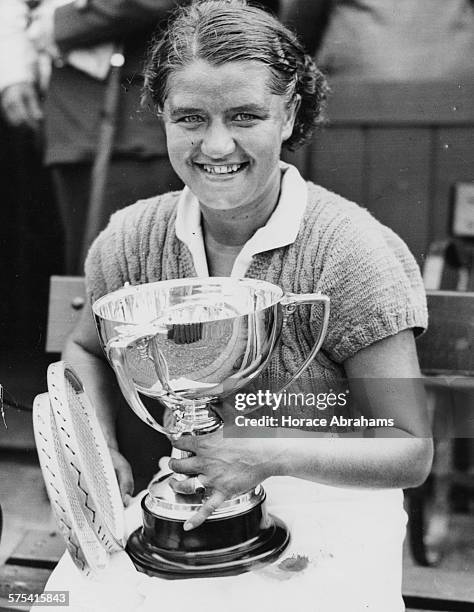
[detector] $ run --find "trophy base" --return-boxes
[126,485,290,579]
[126,517,289,579]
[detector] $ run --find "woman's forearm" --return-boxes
[269,433,433,489]
[169,426,433,530]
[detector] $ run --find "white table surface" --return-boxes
[44,477,407,612]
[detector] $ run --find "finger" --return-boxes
[183,490,226,531]
[169,474,207,495]
[158,456,171,472]
[117,466,134,504]
[170,434,196,452]
[168,456,203,475]
[19,103,38,129]
[112,455,134,504]
[17,91,39,129]
[24,90,43,123]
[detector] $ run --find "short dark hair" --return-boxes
[142,0,328,150]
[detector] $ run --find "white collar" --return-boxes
[175,161,308,278]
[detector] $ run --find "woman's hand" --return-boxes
[168,430,280,531]
[109,447,134,507]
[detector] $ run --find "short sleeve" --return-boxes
[83,206,134,305]
[314,211,427,363]
[84,191,180,305]
[84,227,114,304]
[84,197,159,304]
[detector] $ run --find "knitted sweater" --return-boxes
[85,182,427,394]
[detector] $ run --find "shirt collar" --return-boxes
[175,161,308,278]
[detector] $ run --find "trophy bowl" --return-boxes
[93,277,329,578]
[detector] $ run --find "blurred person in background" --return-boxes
[25,0,185,275]
[281,0,474,80]
[0,0,43,132]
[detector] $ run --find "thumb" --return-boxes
[109,448,134,505]
[118,465,134,506]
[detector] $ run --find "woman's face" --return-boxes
[162,59,297,212]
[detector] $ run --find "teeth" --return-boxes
[202,164,243,174]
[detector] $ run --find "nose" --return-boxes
[200,120,235,159]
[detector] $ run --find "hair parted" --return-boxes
[142,0,328,150]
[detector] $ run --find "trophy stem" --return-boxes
[169,402,222,465]
[173,401,222,437]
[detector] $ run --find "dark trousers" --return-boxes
[51,156,183,275]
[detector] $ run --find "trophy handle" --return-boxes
[107,342,173,437]
[277,293,330,393]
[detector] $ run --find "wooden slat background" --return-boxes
[417,290,474,375]
[286,80,474,265]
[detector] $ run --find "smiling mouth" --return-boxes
[197,162,248,175]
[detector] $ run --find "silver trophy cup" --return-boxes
[93,277,329,578]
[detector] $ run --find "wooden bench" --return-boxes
[45,276,86,353]
[0,530,65,611]
[403,567,474,611]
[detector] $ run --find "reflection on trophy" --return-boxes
[93,277,330,578]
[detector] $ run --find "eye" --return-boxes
[179,115,205,125]
[234,113,258,122]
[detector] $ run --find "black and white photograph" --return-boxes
[0,1,473,611]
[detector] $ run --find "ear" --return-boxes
[281,94,301,143]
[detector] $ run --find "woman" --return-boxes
[64,1,432,607]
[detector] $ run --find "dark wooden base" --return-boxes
[126,496,290,579]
